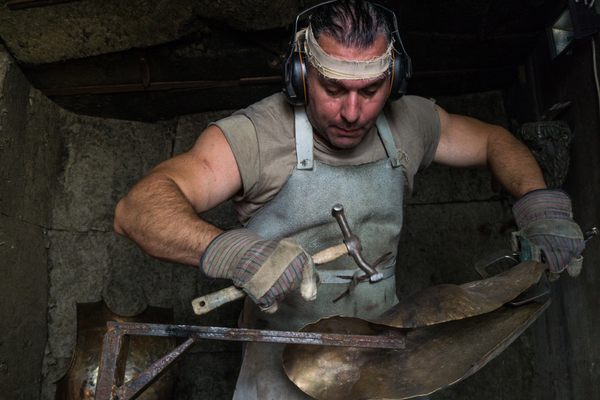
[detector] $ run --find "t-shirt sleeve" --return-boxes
[211,114,260,196]
[386,95,441,192]
[390,95,440,168]
[409,96,441,170]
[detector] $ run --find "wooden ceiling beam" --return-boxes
[6,0,81,11]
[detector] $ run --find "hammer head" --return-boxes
[369,272,384,283]
[332,204,385,282]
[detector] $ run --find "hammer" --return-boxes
[191,204,384,315]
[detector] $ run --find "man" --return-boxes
[114,1,585,398]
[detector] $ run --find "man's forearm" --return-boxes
[114,175,222,266]
[486,127,546,198]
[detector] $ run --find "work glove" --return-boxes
[200,229,318,313]
[512,189,585,275]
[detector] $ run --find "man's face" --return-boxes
[306,33,391,149]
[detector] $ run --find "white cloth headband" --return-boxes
[301,25,393,80]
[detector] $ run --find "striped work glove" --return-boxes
[513,189,585,274]
[200,229,318,313]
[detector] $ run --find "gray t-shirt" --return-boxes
[214,92,440,224]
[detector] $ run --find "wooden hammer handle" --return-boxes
[312,243,347,264]
[191,242,348,316]
[191,286,245,315]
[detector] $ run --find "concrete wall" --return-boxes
[0,47,57,400]
[0,45,243,399]
[38,99,243,398]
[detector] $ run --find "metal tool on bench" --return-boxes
[191,204,385,316]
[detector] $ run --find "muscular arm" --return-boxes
[113,125,242,266]
[434,106,546,197]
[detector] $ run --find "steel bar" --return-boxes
[107,321,405,349]
[115,337,197,400]
[96,324,129,400]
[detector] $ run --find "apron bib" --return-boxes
[233,107,407,400]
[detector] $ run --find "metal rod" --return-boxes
[6,0,80,10]
[115,337,197,400]
[108,321,405,349]
[96,324,129,400]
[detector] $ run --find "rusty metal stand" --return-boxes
[95,322,197,400]
[94,320,405,400]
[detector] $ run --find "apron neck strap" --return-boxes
[294,107,315,170]
[375,113,402,168]
[294,107,401,169]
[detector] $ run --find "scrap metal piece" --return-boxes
[375,260,545,329]
[283,300,549,400]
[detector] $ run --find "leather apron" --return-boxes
[232,107,407,400]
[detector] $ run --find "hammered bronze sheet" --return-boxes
[283,300,549,400]
[376,260,545,328]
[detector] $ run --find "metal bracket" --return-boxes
[95,322,196,400]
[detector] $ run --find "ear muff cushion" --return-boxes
[388,48,406,101]
[284,50,307,106]
[295,49,308,104]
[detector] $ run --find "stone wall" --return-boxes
[0,45,243,399]
[38,97,243,398]
[0,47,56,400]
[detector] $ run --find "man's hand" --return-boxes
[200,229,318,312]
[513,189,585,273]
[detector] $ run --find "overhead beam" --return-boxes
[6,0,81,11]
[41,67,517,97]
[42,76,282,96]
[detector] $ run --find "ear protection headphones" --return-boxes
[283,0,412,106]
